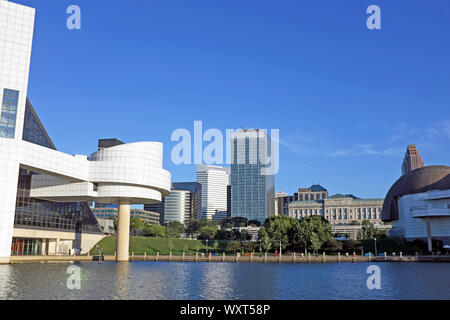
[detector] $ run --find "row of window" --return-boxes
[291,208,381,220]
[292,207,381,215]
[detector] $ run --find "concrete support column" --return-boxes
[41,239,47,256]
[426,218,433,253]
[116,199,131,262]
[56,238,60,256]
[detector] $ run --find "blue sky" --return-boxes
[15,0,450,198]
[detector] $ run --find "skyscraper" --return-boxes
[144,182,202,224]
[401,144,424,175]
[196,164,230,220]
[230,129,275,224]
[172,182,202,220]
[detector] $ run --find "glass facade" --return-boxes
[22,99,56,149]
[10,238,42,256]
[14,168,103,234]
[230,131,275,224]
[172,182,202,220]
[164,190,191,224]
[0,88,19,138]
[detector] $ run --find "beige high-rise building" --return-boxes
[401,144,424,176]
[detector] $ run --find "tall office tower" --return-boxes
[401,144,424,176]
[196,164,230,220]
[144,200,165,225]
[172,182,202,220]
[144,182,202,224]
[226,185,231,218]
[163,190,191,224]
[230,129,275,224]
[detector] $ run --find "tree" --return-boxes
[130,217,144,236]
[358,220,375,240]
[344,240,363,252]
[230,217,248,227]
[198,225,218,240]
[323,239,344,253]
[226,241,241,254]
[168,240,175,253]
[262,215,300,251]
[185,219,202,237]
[239,229,252,241]
[165,221,184,238]
[143,224,166,238]
[293,216,333,254]
[310,233,321,255]
[248,219,261,227]
[258,227,272,252]
[213,241,219,253]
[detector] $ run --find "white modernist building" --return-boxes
[390,189,450,248]
[196,164,230,220]
[0,1,171,263]
[382,165,450,252]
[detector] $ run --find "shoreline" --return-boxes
[6,254,450,264]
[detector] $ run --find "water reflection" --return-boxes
[0,262,448,300]
[115,262,130,299]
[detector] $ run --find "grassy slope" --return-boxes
[90,236,228,255]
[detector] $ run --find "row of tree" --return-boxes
[258,215,334,254]
[112,216,261,241]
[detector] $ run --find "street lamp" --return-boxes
[279,239,282,256]
[206,239,209,256]
[374,237,377,256]
[259,238,262,256]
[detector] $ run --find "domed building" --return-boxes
[382,165,450,252]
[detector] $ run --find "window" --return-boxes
[0,89,19,138]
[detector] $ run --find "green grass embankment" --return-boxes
[90,236,227,256]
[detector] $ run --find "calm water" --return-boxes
[0,261,449,300]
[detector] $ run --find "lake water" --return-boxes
[0,261,449,300]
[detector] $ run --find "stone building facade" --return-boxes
[288,194,384,225]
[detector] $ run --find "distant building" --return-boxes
[288,193,389,239]
[91,207,160,225]
[230,129,275,224]
[163,190,192,224]
[401,144,424,176]
[212,211,228,222]
[275,185,327,216]
[234,226,261,241]
[227,185,231,219]
[295,184,328,201]
[144,201,165,224]
[144,182,202,224]
[197,165,230,220]
[172,182,202,220]
[275,192,293,216]
[383,165,450,251]
[97,138,124,151]
[289,193,384,224]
